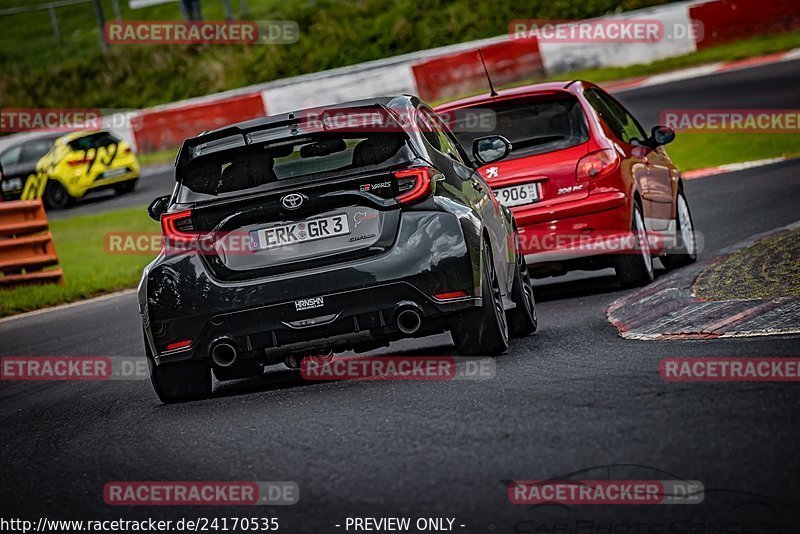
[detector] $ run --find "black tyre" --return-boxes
[507,250,537,338]
[661,188,697,270]
[113,179,138,195]
[614,202,654,288]
[452,241,509,356]
[144,334,211,403]
[43,180,75,210]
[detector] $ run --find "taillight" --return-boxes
[393,166,436,205]
[434,290,469,300]
[576,149,619,181]
[68,157,94,167]
[164,339,192,351]
[161,210,198,251]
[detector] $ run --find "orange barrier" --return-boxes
[0,200,64,288]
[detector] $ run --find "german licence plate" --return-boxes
[250,213,350,251]
[1,177,22,192]
[101,167,129,179]
[493,183,539,207]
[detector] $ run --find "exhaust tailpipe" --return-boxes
[285,354,301,370]
[211,340,238,368]
[396,306,422,335]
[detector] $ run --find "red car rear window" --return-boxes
[450,93,589,162]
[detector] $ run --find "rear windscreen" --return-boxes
[68,132,120,151]
[451,94,589,161]
[176,132,413,202]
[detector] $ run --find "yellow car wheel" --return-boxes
[113,178,138,195]
[43,180,75,210]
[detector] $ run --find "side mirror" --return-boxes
[147,195,170,221]
[472,135,512,165]
[650,125,675,146]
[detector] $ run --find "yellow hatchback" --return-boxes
[26,130,140,209]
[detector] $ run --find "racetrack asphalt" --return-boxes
[1,59,799,530]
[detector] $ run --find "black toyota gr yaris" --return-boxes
[140,95,537,403]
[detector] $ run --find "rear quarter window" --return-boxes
[584,88,646,144]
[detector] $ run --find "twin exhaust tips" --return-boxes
[210,305,422,368]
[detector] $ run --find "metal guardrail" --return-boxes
[0,0,91,17]
[0,0,121,51]
[0,0,244,50]
[0,0,90,42]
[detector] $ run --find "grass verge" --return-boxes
[666,133,800,171]
[693,227,800,300]
[0,206,158,318]
[137,148,178,167]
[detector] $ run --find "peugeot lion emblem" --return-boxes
[281,193,306,210]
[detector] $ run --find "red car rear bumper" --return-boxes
[515,192,633,262]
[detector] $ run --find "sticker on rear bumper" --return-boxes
[99,167,131,179]
[295,296,324,311]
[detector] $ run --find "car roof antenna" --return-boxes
[478,49,498,97]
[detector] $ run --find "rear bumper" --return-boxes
[65,162,140,198]
[151,282,479,365]
[86,170,139,190]
[140,211,480,365]
[515,192,631,264]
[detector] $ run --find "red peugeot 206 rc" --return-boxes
[436,81,697,287]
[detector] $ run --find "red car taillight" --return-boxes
[68,157,94,167]
[576,149,619,181]
[161,210,198,251]
[393,166,436,205]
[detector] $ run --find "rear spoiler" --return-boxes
[174,104,397,182]
[175,120,296,181]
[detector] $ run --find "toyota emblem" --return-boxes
[281,193,306,210]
